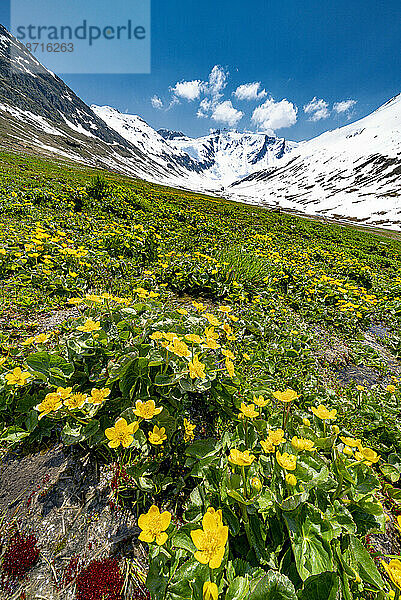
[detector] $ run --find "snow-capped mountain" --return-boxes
[92,107,296,185]
[229,94,401,228]
[158,128,297,184]
[91,105,204,176]
[0,25,202,187]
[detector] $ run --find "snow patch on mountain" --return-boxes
[228,94,401,229]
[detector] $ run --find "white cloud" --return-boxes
[251,98,298,132]
[151,95,163,110]
[170,79,203,101]
[333,99,357,113]
[303,97,330,121]
[197,98,212,118]
[211,100,244,127]
[205,65,228,99]
[234,82,267,101]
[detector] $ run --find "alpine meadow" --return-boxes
[0,4,401,600]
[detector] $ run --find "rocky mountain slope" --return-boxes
[0,24,201,186]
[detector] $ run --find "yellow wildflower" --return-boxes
[238,402,259,419]
[381,559,401,590]
[387,385,396,393]
[77,318,101,333]
[302,418,311,427]
[185,334,203,343]
[204,313,221,327]
[133,399,163,420]
[150,331,164,340]
[268,429,285,445]
[189,355,206,379]
[64,393,87,410]
[311,404,337,420]
[218,305,232,314]
[35,393,62,419]
[276,450,297,471]
[273,389,299,403]
[228,448,256,466]
[88,387,110,405]
[56,386,72,400]
[167,337,191,358]
[34,333,50,344]
[184,418,196,442]
[340,436,362,448]
[177,308,188,315]
[138,505,171,545]
[191,508,228,569]
[253,394,269,407]
[105,418,139,448]
[203,582,218,600]
[291,436,315,452]
[192,301,206,312]
[355,447,380,466]
[286,473,297,486]
[221,348,235,360]
[5,367,31,386]
[225,358,235,377]
[260,438,275,453]
[148,425,167,445]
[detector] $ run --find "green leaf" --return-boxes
[343,534,384,590]
[0,426,30,445]
[380,462,400,483]
[185,438,221,459]
[297,572,339,600]
[248,570,297,600]
[283,503,334,581]
[26,351,73,386]
[171,527,196,552]
[226,576,250,600]
[61,422,83,445]
[81,419,100,440]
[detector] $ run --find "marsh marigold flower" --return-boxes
[387,385,396,393]
[5,367,31,386]
[189,355,206,379]
[253,394,269,407]
[286,473,297,486]
[148,425,167,445]
[355,447,380,466]
[260,438,275,453]
[36,393,62,419]
[381,559,401,590]
[273,389,299,403]
[238,402,259,419]
[88,387,110,405]
[184,418,196,442]
[105,418,139,448]
[77,318,101,333]
[268,428,285,445]
[204,313,221,327]
[311,404,337,420]
[191,508,228,569]
[203,582,218,600]
[340,436,362,449]
[64,392,87,410]
[225,358,235,377]
[276,450,297,471]
[138,505,171,545]
[167,337,191,358]
[56,386,72,400]
[133,399,163,420]
[291,436,315,452]
[228,448,256,466]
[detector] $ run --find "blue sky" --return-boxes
[1,0,400,140]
